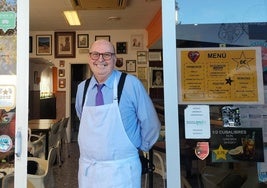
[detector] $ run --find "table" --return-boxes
[28,119,58,159]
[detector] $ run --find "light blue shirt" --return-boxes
[75,70,160,151]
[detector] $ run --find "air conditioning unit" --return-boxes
[70,0,127,10]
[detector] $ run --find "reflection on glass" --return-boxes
[177,0,267,24]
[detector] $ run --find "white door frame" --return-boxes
[15,0,29,187]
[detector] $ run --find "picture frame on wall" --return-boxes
[36,35,52,55]
[59,79,66,88]
[126,60,136,72]
[95,35,110,41]
[137,51,147,64]
[130,34,143,50]
[116,58,124,69]
[77,34,89,48]
[137,67,147,79]
[116,42,127,54]
[55,32,76,58]
[59,60,65,67]
[149,51,162,61]
[59,69,65,77]
[150,67,163,88]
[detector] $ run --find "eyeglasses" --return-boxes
[89,52,115,60]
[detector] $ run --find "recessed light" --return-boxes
[107,16,121,21]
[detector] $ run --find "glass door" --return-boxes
[170,0,267,187]
[0,0,19,186]
[0,0,29,187]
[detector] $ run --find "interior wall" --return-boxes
[29,29,151,141]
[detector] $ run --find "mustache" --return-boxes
[93,61,108,67]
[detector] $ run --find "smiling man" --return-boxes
[75,39,160,188]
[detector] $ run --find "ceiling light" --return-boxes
[63,11,81,26]
[107,16,121,21]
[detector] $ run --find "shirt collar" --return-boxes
[91,70,117,89]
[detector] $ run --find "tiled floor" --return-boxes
[53,142,165,188]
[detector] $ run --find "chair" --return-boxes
[201,166,231,188]
[143,151,166,188]
[49,120,62,148]
[48,119,63,166]
[28,128,46,158]
[27,146,57,188]
[181,175,192,188]
[153,151,166,188]
[1,173,36,188]
[57,117,70,166]
[2,173,14,188]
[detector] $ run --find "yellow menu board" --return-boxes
[177,47,264,104]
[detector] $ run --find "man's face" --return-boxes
[88,40,116,83]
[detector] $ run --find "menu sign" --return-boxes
[210,127,264,162]
[177,47,264,104]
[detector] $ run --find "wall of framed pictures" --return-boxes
[29,29,155,92]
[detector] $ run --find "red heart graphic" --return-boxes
[188,51,200,62]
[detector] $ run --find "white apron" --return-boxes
[78,78,141,188]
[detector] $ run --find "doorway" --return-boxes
[70,64,89,142]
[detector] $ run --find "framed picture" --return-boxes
[131,34,143,50]
[77,34,89,48]
[59,79,66,88]
[116,42,127,54]
[116,58,125,70]
[59,60,65,67]
[126,60,136,72]
[137,67,147,79]
[149,51,162,61]
[55,32,76,58]
[36,35,52,55]
[137,51,147,64]
[59,69,65,77]
[150,67,163,88]
[29,36,32,53]
[95,35,110,41]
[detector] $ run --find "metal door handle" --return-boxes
[15,131,22,157]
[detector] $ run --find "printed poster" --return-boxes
[210,127,264,162]
[184,105,210,139]
[177,47,264,104]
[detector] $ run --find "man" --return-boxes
[75,39,160,188]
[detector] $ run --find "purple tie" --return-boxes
[96,84,104,106]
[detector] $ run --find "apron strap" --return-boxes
[82,72,127,108]
[117,72,127,104]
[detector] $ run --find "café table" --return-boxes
[28,119,58,159]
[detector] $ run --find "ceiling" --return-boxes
[30,0,162,31]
